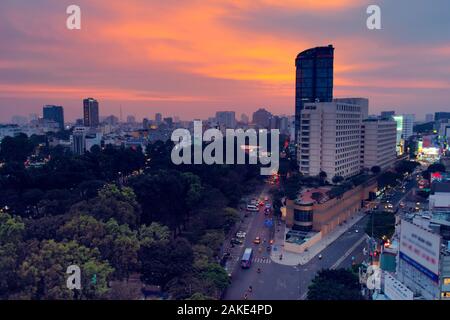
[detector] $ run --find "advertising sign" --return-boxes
[431,172,450,184]
[399,220,441,283]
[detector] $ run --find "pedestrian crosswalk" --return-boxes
[252,257,271,264]
[228,255,271,264]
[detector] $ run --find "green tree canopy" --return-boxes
[140,237,193,287]
[0,134,35,163]
[307,269,363,300]
[69,184,141,228]
[57,215,140,280]
[16,240,113,300]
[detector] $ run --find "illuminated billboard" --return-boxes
[417,140,423,153]
[431,172,450,184]
[399,220,441,283]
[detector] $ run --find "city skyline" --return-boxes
[1,1,450,121]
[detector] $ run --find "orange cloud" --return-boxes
[0,84,210,102]
[225,0,361,10]
[1,0,449,121]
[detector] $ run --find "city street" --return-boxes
[224,214,369,300]
[224,172,418,300]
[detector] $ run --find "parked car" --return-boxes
[236,231,246,238]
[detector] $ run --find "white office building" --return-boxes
[297,98,368,180]
[362,118,397,171]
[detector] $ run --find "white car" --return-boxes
[236,231,246,238]
[246,204,259,212]
[355,229,359,233]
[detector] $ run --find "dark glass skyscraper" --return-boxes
[435,112,450,121]
[83,98,99,127]
[43,105,64,130]
[295,45,334,146]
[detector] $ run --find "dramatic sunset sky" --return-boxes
[0,0,449,122]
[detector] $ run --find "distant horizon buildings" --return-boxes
[435,112,450,122]
[381,111,396,119]
[103,114,119,126]
[240,113,249,124]
[127,115,136,123]
[215,111,236,129]
[43,105,64,130]
[252,108,272,128]
[5,103,450,128]
[10,115,28,125]
[71,126,87,155]
[155,113,162,124]
[83,98,100,128]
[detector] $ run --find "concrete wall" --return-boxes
[284,231,322,254]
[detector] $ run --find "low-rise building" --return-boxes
[429,182,450,212]
[284,176,377,252]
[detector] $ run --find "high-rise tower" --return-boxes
[83,98,99,127]
[295,45,334,149]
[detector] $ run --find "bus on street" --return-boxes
[241,248,253,269]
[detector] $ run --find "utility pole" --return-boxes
[371,209,375,264]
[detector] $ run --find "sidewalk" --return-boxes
[270,211,368,266]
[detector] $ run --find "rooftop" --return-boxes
[294,186,332,205]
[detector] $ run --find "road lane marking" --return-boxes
[330,235,368,270]
[252,258,271,264]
